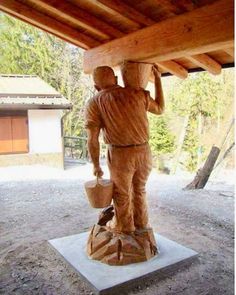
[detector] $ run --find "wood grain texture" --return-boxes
[87,224,158,265]
[11,116,29,153]
[0,117,12,154]
[157,60,188,79]
[224,47,235,58]
[0,0,100,49]
[97,0,156,26]
[83,0,234,72]
[186,54,222,75]
[71,0,141,32]
[24,0,124,40]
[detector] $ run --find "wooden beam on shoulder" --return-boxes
[157,60,188,79]
[28,0,124,40]
[84,0,234,72]
[0,0,100,49]
[97,0,156,26]
[224,47,234,58]
[187,54,222,75]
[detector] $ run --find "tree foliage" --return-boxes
[1,13,233,171]
[168,71,234,171]
[0,13,92,136]
[149,114,175,155]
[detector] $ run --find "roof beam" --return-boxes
[26,0,124,40]
[224,48,234,58]
[97,0,156,26]
[89,0,141,31]
[157,61,188,79]
[186,54,222,75]
[84,0,234,72]
[0,0,100,49]
[157,0,185,15]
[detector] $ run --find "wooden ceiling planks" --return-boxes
[83,0,234,73]
[0,0,100,49]
[97,0,156,27]
[21,0,124,41]
[70,0,141,33]
[0,0,234,78]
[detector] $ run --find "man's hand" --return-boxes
[93,165,104,178]
[152,64,161,78]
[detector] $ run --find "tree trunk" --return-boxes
[197,112,203,169]
[185,116,234,190]
[185,146,220,189]
[171,114,190,174]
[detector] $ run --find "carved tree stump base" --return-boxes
[87,224,158,265]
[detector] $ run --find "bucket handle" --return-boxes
[96,174,102,185]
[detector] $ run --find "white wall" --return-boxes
[28,110,63,154]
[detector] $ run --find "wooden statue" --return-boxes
[85,62,164,265]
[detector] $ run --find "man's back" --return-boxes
[85,85,150,146]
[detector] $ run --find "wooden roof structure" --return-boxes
[0,0,234,79]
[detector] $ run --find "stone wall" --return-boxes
[0,152,64,169]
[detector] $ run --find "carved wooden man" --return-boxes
[85,62,164,265]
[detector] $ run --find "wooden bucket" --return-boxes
[84,177,113,208]
[120,61,152,89]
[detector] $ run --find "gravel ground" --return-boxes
[0,164,234,295]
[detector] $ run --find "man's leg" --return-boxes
[107,147,135,233]
[132,145,152,230]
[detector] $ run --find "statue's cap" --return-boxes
[93,66,115,86]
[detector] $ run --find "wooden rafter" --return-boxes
[156,0,184,15]
[97,0,155,26]
[83,0,141,32]
[173,0,195,12]
[0,0,100,49]
[157,61,188,79]
[84,0,234,72]
[25,0,124,40]
[224,48,234,58]
[186,54,222,75]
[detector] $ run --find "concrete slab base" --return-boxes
[49,232,198,295]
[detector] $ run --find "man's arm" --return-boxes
[148,65,165,115]
[86,127,103,177]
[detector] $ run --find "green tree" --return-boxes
[0,13,91,136]
[169,71,233,171]
[149,114,175,155]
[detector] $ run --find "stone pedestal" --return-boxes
[49,232,198,295]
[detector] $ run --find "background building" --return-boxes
[0,75,71,168]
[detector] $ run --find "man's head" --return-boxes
[93,66,117,91]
